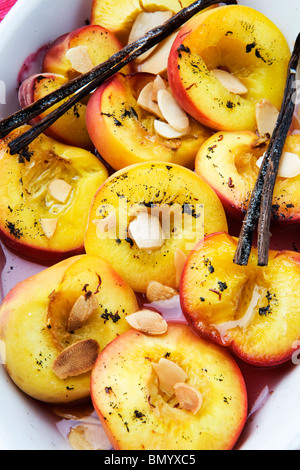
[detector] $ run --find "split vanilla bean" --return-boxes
[257,35,300,266]
[233,32,300,267]
[1,0,237,150]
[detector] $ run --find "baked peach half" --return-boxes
[168,5,290,132]
[180,232,300,367]
[0,126,108,263]
[195,131,300,224]
[0,254,139,404]
[18,25,131,149]
[84,162,228,293]
[91,323,248,450]
[18,73,92,149]
[86,72,212,171]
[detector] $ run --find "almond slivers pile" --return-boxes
[152,358,203,414]
[51,292,99,379]
[138,76,191,139]
[128,12,191,140]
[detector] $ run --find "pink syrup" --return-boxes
[17,44,50,88]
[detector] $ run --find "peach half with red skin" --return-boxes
[18,73,92,150]
[86,72,212,171]
[167,5,290,132]
[18,25,131,149]
[0,254,139,404]
[180,232,300,367]
[42,24,132,79]
[0,126,108,263]
[84,161,228,293]
[195,132,300,224]
[91,323,248,450]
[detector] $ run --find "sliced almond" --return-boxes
[95,212,117,233]
[66,46,94,74]
[48,179,72,203]
[126,309,168,335]
[67,292,99,332]
[68,425,95,451]
[157,89,190,132]
[40,218,58,239]
[137,82,164,119]
[128,11,173,63]
[52,339,99,379]
[146,281,178,303]
[256,151,300,178]
[137,31,178,75]
[278,151,300,178]
[128,211,165,251]
[151,75,167,102]
[152,358,188,397]
[174,248,187,288]
[154,119,190,139]
[212,69,248,95]
[174,383,203,414]
[255,99,279,137]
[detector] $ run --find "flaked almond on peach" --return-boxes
[195,131,300,224]
[0,254,139,404]
[0,126,108,263]
[86,72,212,171]
[180,232,300,367]
[167,5,290,132]
[91,323,248,450]
[84,161,228,293]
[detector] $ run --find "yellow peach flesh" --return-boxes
[0,255,139,404]
[91,323,248,450]
[86,73,212,171]
[84,162,228,293]
[195,132,300,222]
[180,232,300,366]
[168,5,290,132]
[0,126,108,262]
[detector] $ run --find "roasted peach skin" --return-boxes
[180,232,300,367]
[91,323,248,450]
[195,132,300,224]
[168,5,290,132]
[0,126,108,263]
[86,72,212,171]
[0,255,139,404]
[84,162,228,293]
